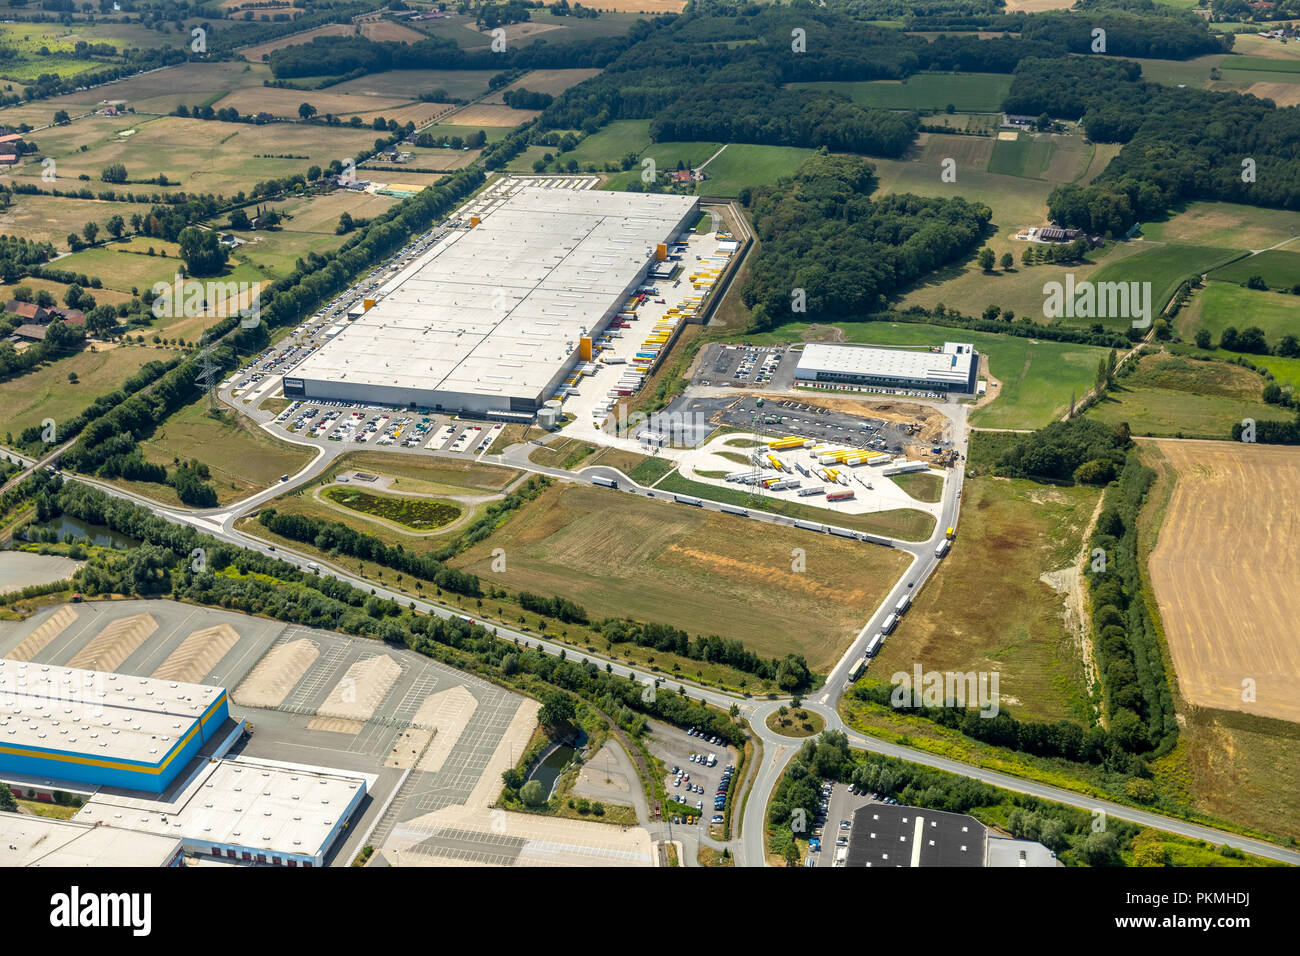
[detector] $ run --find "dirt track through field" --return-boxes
[1147,440,1300,723]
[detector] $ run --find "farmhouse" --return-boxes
[285,187,699,418]
[5,301,49,323]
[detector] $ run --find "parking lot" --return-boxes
[717,394,914,455]
[696,344,795,389]
[645,722,738,831]
[270,402,503,455]
[808,780,892,867]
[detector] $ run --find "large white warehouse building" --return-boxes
[794,341,979,394]
[285,188,700,417]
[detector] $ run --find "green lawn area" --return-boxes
[1132,54,1229,89]
[987,134,1055,178]
[694,144,819,197]
[1220,55,1300,73]
[742,321,1109,430]
[138,397,314,503]
[1087,351,1291,439]
[54,246,184,295]
[0,345,156,438]
[791,73,1011,112]
[1177,282,1300,344]
[1077,242,1246,330]
[562,119,652,168]
[321,486,461,531]
[1208,250,1300,290]
[888,470,944,502]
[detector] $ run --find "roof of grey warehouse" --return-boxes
[794,342,975,386]
[0,658,223,764]
[75,757,374,860]
[288,188,698,400]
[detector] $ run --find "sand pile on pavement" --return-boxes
[411,686,477,773]
[8,605,78,661]
[306,716,365,735]
[233,638,318,708]
[151,624,240,683]
[67,613,157,671]
[316,654,401,722]
[385,727,435,769]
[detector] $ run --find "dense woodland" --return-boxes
[739,154,991,327]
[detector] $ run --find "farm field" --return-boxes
[1176,282,1300,344]
[0,345,157,438]
[330,69,501,102]
[1087,351,1290,439]
[1133,54,1229,90]
[917,111,1000,135]
[482,68,602,104]
[868,475,1099,724]
[4,116,381,199]
[987,132,1093,183]
[559,119,652,169]
[409,10,649,49]
[137,397,314,504]
[1207,249,1300,289]
[241,24,353,62]
[448,482,910,672]
[0,194,149,251]
[1140,201,1300,250]
[745,320,1109,430]
[1074,242,1245,330]
[1145,440,1300,724]
[691,144,818,198]
[791,73,1011,112]
[28,61,275,114]
[213,190,400,279]
[214,85,451,126]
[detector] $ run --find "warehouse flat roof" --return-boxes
[289,188,698,400]
[847,804,987,867]
[0,659,224,766]
[795,342,975,387]
[76,756,372,860]
[0,814,182,867]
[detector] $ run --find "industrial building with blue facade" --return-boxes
[0,659,230,794]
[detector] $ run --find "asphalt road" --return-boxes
[5,392,1298,867]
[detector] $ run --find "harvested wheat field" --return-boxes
[7,605,78,661]
[440,104,537,127]
[411,686,478,773]
[151,624,240,684]
[67,613,157,672]
[233,638,319,708]
[315,654,402,722]
[242,23,353,61]
[1147,440,1300,723]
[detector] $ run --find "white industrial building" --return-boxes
[74,756,373,868]
[285,188,700,418]
[0,814,184,867]
[794,342,979,394]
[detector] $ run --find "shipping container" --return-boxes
[793,519,826,532]
[865,634,883,657]
[881,612,898,634]
[797,486,824,497]
[829,526,856,539]
[591,476,618,489]
[935,539,951,559]
[674,494,704,507]
[719,504,748,517]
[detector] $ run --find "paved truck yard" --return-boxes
[0,600,540,867]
